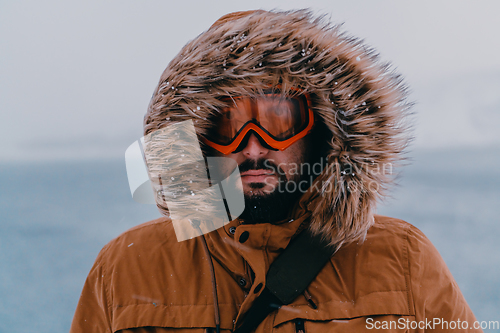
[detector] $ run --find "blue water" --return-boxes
[0,147,499,332]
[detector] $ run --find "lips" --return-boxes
[241,169,274,176]
[240,169,276,183]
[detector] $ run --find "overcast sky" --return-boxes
[1,0,500,161]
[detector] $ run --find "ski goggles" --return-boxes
[202,91,314,155]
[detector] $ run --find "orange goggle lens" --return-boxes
[202,93,314,155]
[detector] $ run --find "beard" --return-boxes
[237,158,308,224]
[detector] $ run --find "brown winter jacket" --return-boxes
[71,9,481,333]
[70,188,480,332]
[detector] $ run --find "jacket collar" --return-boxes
[216,183,322,253]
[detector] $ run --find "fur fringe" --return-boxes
[144,9,412,248]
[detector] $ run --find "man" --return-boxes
[71,10,481,332]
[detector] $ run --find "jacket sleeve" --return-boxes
[407,225,482,332]
[70,246,113,333]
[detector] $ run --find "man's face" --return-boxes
[209,95,314,223]
[224,132,311,198]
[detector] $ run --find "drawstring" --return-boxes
[200,233,221,333]
[191,220,221,333]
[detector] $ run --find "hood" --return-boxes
[144,9,411,248]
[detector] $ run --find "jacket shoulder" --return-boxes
[371,214,446,261]
[370,214,437,248]
[95,216,175,262]
[366,214,420,247]
[114,216,174,242]
[369,214,446,269]
[370,215,479,327]
[372,214,414,231]
[71,217,218,332]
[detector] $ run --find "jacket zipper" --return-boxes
[295,319,306,333]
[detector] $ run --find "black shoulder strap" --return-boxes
[233,229,336,333]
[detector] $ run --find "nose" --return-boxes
[240,133,269,158]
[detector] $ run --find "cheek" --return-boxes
[287,139,310,164]
[271,144,309,178]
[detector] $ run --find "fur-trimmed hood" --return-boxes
[144,9,411,248]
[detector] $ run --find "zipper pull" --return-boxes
[303,289,317,309]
